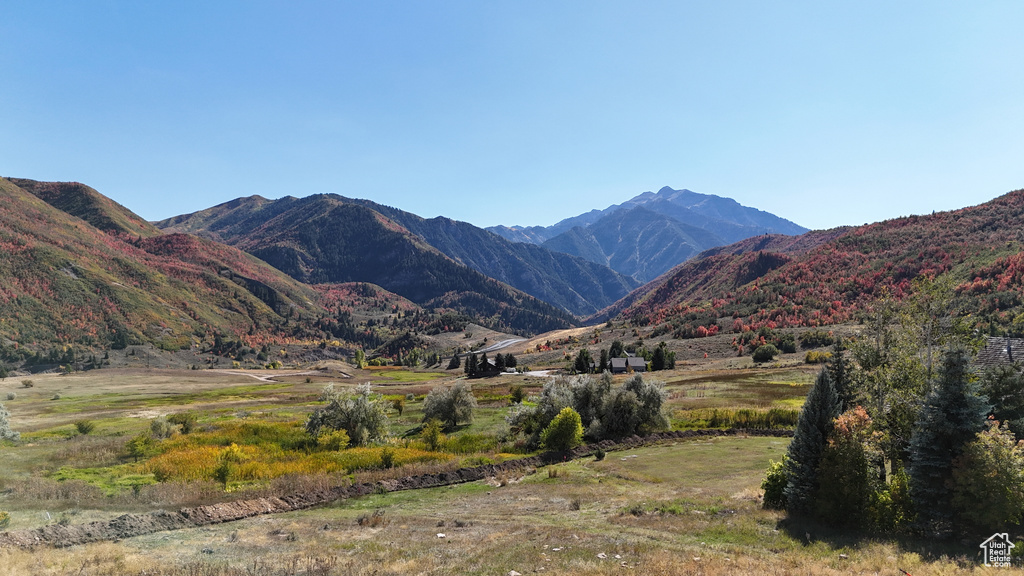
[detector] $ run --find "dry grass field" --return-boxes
[0,362,992,574]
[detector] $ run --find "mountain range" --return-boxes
[488,186,808,282]
[6,173,1022,365]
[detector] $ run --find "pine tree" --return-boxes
[465,353,478,376]
[447,353,461,370]
[828,338,857,411]
[908,346,990,533]
[784,368,841,515]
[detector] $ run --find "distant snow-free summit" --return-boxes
[488,186,808,283]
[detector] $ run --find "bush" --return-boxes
[21,380,33,388]
[761,458,788,510]
[752,344,779,363]
[126,433,155,462]
[0,403,19,442]
[951,420,1024,532]
[0,511,9,530]
[509,385,526,405]
[5,392,14,401]
[150,418,174,439]
[306,383,390,446]
[421,419,445,451]
[869,468,915,533]
[167,412,197,434]
[391,397,405,416]
[541,407,584,452]
[594,447,606,461]
[379,446,396,469]
[804,350,832,364]
[74,420,96,435]
[316,429,351,451]
[422,382,477,429]
[799,330,835,349]
[813,407,875,527]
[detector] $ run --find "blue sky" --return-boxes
[2,2,1023,231]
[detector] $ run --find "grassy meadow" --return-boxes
[0,362,990,574]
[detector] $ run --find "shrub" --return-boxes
[167,412,197,434]
[5,392,14,401]
[214,443,247,488]
[870,468,915,533]
[51,393,61,400]
[0,511,9,530]
[422,382,477,429]
[357,508,388,527]
[509,385,526,405]
[813,407,875,527]
[391,397,405,416]
[541,407,584,452]
[804,350,832,364]
[594,447,606,461]
[74,420,96,435]
[0,403,19,442]
[752,344,779,363]
[306,383,390,446]
[126,433,155,462]
[761,457,788,510]
[316,429,351,451]
[379,447,396,469]
[421,419,445,451]
[951,419,1024,532]
[21,380,33,388]
[799,329,835,349]
[150,418,174,439]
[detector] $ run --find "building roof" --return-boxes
[976,336,1024,369]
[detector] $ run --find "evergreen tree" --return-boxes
[478,352,489,374]
[608,340,625,359]
[574,349,593,374]
[784,368,841,515]
[652,344,667,371]
[447,353,461,370]
[827,337,857,411]
[598,349,609,373]
[495,353,506,372]
[505,353,517,369]
[908,347,990,533]
[465,353,478,376]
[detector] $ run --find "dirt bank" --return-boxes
[0,428,791,549]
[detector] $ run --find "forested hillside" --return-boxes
[159,194,577,335]
[607,189,1024,338]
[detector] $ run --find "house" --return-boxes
[609,357,647,374]
[610,357,628,374]
[627,356,647,373]
[976,336,1024,370]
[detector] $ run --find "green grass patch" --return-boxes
[52,465,156,495]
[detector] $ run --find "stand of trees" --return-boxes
[762,277,1024,536]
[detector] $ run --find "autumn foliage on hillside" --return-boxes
[0,178,332,354]
[620,189,1024,337]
